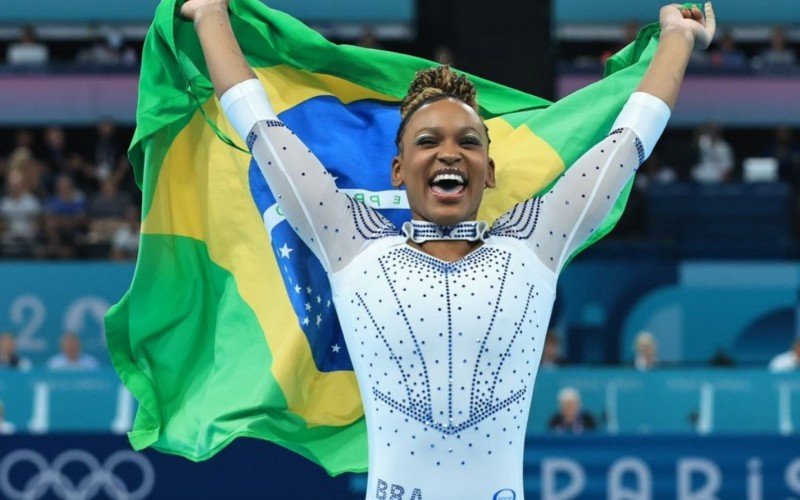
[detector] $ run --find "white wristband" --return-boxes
[610,91,671,159]
[219,78,278,141]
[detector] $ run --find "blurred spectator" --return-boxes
[634,331,658,371]
[0,401,15,435]
[0,332,32,371]
[6,25,49,66]
[541,331,565,369]
[0,170,41,256]
[89,179,130,220]
[356,27,382,50]
[709,348,735,367]
[635,153,677,191]
[47,332,99,371]
[434,46,455,66]
[691,123,734,183]
[95,119,120,181]
[8,130,34,168]
[44,175,87,259]
[74,29,138,67]
[87,180,130,248]
[754,27,797,71]
[767,126,800,189]
[709,32,747,70]
[43,125,68,175]
[769,338,800,373]
[67,153,99,195]
[547,387,597,434]
[111,206,141,261]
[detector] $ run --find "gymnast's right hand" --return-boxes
[180,0,230,22]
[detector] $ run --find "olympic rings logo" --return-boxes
[0,449,155,500]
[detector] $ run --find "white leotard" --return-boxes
[223,80,668,499]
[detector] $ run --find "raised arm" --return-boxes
[182,0,255,97]
[184,0,398,273]
[493,3,715,275]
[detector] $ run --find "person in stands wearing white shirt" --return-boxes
[691,123,734,183]
[634,331,659,371]
[47,332,99,371]
[769,338,800,373]
[0,170,41,256]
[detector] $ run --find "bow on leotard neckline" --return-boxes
[402,220,490,243]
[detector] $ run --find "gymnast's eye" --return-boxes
[415,135,438,146]
[460,135,481,146]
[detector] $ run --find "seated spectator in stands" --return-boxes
[77,32,122,66]
[111,206,141,261]
[89,179,129,220]
[769,338,800,373]
[709,348,735,367]
[87,179,130,249]
[8,130,34,168]
[541,331,566,369]
[6,25,49,66]
[47,332,99,371]
[0,401,15,435]
[67,153,99,195]
[691,123,734,183]
[0,332,31,371]
[44,174,87,258]
[767,126,800,190]
[634,331,658,371]
[6,132,47,198]
[709,32,747,70]
[753,27,797,71]
[0,170,41,257]
[548,388,597,434]
[43,125,68,176]
[95,119,120,181]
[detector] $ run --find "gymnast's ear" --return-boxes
[485,157,496,189]
[391,155,404,188]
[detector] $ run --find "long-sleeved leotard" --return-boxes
[224,80,668,499]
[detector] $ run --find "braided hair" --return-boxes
[395,65,488,150]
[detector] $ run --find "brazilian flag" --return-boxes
[106,0,662,475]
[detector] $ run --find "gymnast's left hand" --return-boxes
[659,3,716,50]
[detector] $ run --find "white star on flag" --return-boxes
[293,284,302,294]
[316,295,322,304]
[326,299,331,308]
[331,344,341,353]
[316,313,322,326]
[304,302,311,311]
[302,317,310,326]
[278,243,294,259]
[306,286,312,294]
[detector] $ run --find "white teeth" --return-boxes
[432,173,466,184]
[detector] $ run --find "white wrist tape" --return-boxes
[610,91,671,159]
[219,78,278,141]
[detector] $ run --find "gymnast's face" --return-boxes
[392,98,495,226]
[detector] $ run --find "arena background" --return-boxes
[1,0,800,498]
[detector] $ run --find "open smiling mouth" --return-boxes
[429,168,468,198]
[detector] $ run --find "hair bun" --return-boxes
[399,65,478,120]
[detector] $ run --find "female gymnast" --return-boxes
[182,1,715,497]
